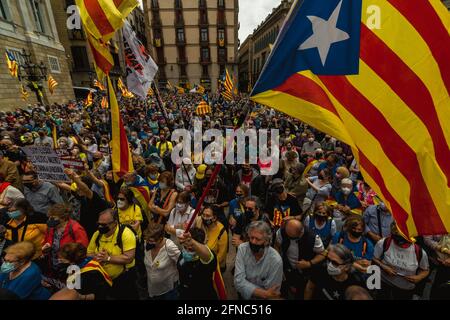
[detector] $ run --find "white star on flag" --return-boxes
[298,0,350,66]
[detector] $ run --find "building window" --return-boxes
[30,0,46,33]
[47,55,61,73]
[200,28,208,42]
[218,48,226,60]
[180,65,187,76]
[218,0,225,8]
[71,46,90,71]
[201,48,209,60]
[218,29,225,40]
[0,0,11,20]
[199,0,206,7]
[175,0,182,9]
[177,28,185,42]
[151,0,158,8]
[6,48,25,65]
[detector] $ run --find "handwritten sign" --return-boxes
[22,146,69,182]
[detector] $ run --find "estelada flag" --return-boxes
[84,91,93,107]
[251,0,450,237]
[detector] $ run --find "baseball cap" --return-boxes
[196,164,207,179]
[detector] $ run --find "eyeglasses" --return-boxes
[117,198,126,201]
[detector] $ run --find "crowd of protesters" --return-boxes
[0,90,448,301]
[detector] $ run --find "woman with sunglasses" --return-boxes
[304,244,365,300]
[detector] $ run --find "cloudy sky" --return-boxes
[239,0,281,41]
[138,0,282,42]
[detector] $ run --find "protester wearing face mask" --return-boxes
[41,204,88,290]
[4,198,47,260]
[233,164,260,190]
[116,188,143,240]
[331,215,374,274]
[83,136,98,163]
[143,223,180,300]
[301,134,321,160]
[285,163,308,207]
[50,243,112,300]
[372,222,429,299]
[144,164,160,190]
[332,166,350,195]
[234,221,283,300]
[175,158,196,192]
[176,227,220,300]
[149,171,178,225]
[304,202,337,248]
[87,208,137,300]
[22,171,63,217]
[231,196,271,248]
[320,135,335,153]
[332,178,362,231]
[305,244,361,300]
[228,184,249,233]
[165,192,195,247]
[363,200,394,245]
[267,179,302,230]
[274,218,326,299]
[0,241,51,300]
[194,206,228,271]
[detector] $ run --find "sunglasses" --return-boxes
[117,197,126,201]
[327,258,346,268]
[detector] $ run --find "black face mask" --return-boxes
[249,242,265,254]
[274,185,284,195]
[315,215,327,222]
[318,174,325,180]
[47,218,61,228]
[202,218,214,227]
[349,230,363,238]
[98,225,110,234]
[23,182,35,189]
[245,210,255,220]
[146,242,156,251]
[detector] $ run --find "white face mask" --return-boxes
[341,187,352,195]
[308,138,314,143]
[117,200,126,209]
[176,203,188,213]
[327,261,343,276]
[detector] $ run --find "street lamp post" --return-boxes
[18,49,48,105]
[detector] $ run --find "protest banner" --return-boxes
[22,146,69,182]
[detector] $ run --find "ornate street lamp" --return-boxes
[18,49,48,105]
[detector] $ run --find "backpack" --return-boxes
[94,224,135,254]
[380,236,423,264]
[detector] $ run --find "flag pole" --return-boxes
[184,99,252,232]
[105,75,113,157]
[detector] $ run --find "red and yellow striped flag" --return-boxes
[20,84,29,101]
[84,91,93,107]
[196,100,211,116]
[88,33,114,80]
[108,77,134,178]
[100,96,108,109]
[75,0,138,41]
[251,0,450,238]
[93,79,106,91]
[48,75,58,95]
[117,77,134,98]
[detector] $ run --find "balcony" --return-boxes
[177,57,188,65]
[200,39,209,46]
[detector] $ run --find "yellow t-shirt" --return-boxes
[156,141,173,157]
[5,219,47,260]
[195,217,228,269]
[87,226,137,279]
[118,205,143,239]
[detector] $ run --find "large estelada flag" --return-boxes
[108,77,134,178]
[251,0,450,238]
